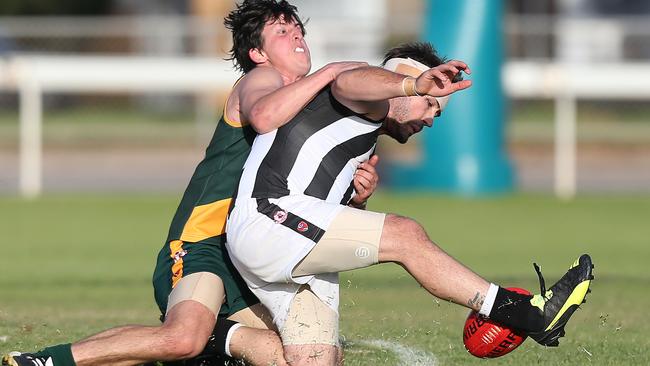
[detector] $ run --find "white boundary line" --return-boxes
[351,339,438,366]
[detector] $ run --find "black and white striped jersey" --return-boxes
[236,86,381,205]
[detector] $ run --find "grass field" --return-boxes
[1,193,649,365]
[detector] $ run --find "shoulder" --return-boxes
[237,66,283,92]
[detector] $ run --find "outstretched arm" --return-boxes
[237,62,367,134]
[331,60,472,120]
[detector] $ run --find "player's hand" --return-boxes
[322,61,369,81]
[351,155,379,209]
[415,60,472,97]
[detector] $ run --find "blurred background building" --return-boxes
[0,0,648,196]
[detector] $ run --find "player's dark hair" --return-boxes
[382,42,463,82]
[224,0,305,73]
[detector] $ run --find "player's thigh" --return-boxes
[167,271,225,318]
[292,207,385,277]
[153,239,259,318]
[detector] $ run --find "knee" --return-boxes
[158,322,207,359]
[284,345,337,366]
[390,213,422,229]
[380,214,430,260]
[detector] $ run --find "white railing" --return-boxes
[2,56,650,198]
[503,61,650,199]
[0,55,239,198]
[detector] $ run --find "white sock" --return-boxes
[225,323,243,357]
[478,283,499,317]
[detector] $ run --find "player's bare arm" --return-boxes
[232,62,367,134]
[413,60,472,97]
[331,60,473,120]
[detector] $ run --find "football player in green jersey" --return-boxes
[3,1,375,366]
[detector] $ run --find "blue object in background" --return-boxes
[388,0,513,194]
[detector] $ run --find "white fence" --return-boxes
[2,56,650,198]
[503,61,650,198]
[0,56,239,198]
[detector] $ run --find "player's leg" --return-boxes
[2,272,223,366]
[75,271,224,365]
[228,326,288,366]
[377,213,594,345]
[293,207,593,346]
[294,208,488,309]
[182,242,289,366]
[197,303,288,366]
[281,286,340,366]
[378,214,491,310]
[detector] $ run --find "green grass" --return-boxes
[1,193,649,365]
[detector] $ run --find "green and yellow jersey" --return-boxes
[152,87,259,317]
[166,111,256,246]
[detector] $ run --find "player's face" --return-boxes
[383,96,441,143]
[259,16,311,79]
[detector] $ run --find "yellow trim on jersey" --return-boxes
[223,77,247,128]
[170,240,185,288]
[223,104,243,127]
[179,198,232,243]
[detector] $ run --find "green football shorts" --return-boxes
[152,235,259,318]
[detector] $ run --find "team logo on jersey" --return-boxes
[273,210,288,224]
[297,221,309,232]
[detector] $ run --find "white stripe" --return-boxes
[325,145,375,203]
[286,116,379,196]
[354,339,437,366]
[238,129,277,199]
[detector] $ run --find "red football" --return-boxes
[463,287,530,358]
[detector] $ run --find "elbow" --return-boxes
[331,74,351,99]
[248,105,274,134]
[331,78,342,96]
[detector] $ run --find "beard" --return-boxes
[384,99,411,143]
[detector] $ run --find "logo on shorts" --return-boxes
[297,221,309,232]
[173,249,187,263]
[273,210,288,224]
[355,246,370,259]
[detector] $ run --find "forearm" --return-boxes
[248,69,333,134]
[332,66,406,102]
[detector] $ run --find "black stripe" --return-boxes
[304,132,377,199]
[340,182,355,205]
[252,87,380,199]
[340,148,376,205]
[252,90,339,198]
[256,198,325,243]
